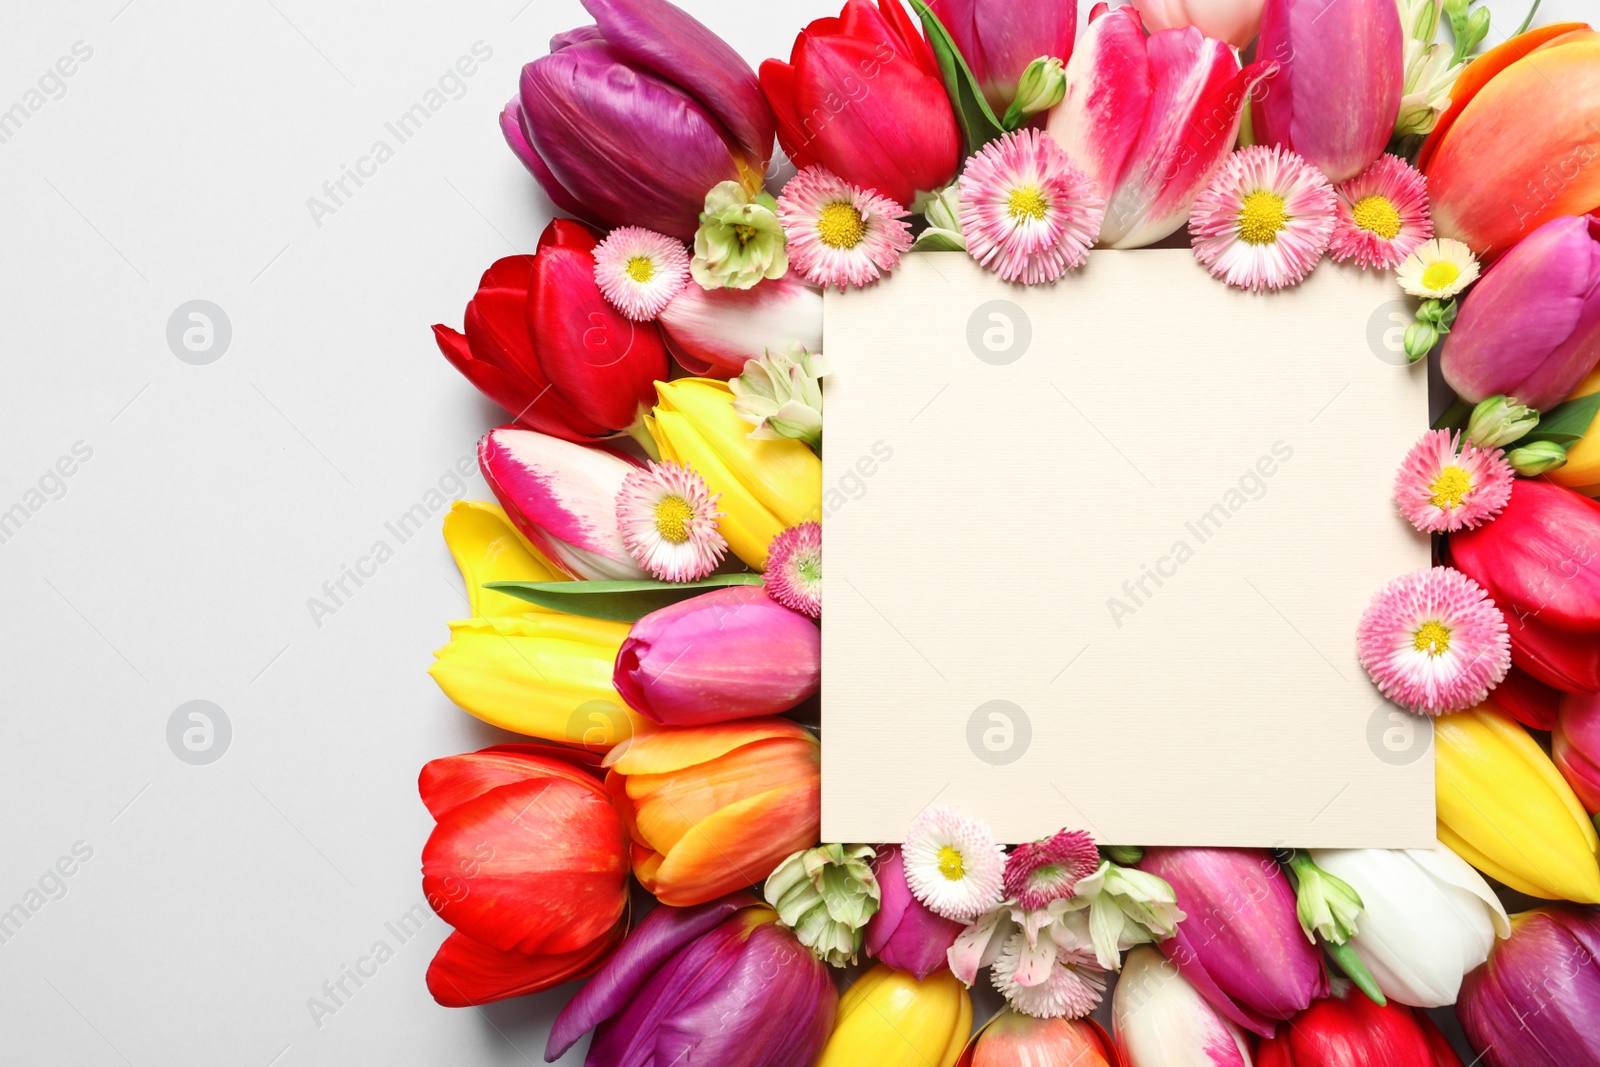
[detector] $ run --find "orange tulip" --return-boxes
[603,718,820,906]
[1419,23,1600,256]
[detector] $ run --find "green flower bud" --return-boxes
[1464,7,1491,49]
[730,344,830,451]
[1102,845,1143,866]
[1466,395,1540,448]
[1405,320,1441,362]
[691,182,788,291]
[763,843,880,967]
[1002,56,1068,129]
[1507,440,1570,476]
[1287,851,1363,945]
[915,184,966,252]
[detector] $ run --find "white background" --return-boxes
[0,0,1580,1063]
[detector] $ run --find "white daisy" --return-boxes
[902,806,1007,921]
[1396,237,1481,299]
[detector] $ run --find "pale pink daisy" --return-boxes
[903,805,1008,921]
[776,166,911,291]
[764,521,820,618]
[1189,145,1336,292]
[1330,154,1433,270]
[1394,429,1514,533]
[592,227,690,321]
[615,461,727,581]
[1357,567,1511,717]
[992,938,1107,1019]
[1003,829,1100,909]
[959,128,1105,285]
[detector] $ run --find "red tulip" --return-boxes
[432,219,667,444]
[1256,980,1463,1066]
[1493,665,1561,731]
[1448,480,1600,693]
[760,0,962,208]
[418,743,630,1006]
[1555,690,1600,811]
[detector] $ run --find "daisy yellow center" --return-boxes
[1352,195,1402,240]
[653,496,694,544]
[1421,261,1461,291]
[937,845,966,881]
[817,201,867,249]
[1429,465,1473,509]
[1238,190,1288,245]
[1414,620,1452,656]
[626,255,656,283]
[1007,186,1049,222]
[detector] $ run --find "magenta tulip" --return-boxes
[478,427,648,581]
[1132,0,1266,49]
[1555,692,1600,812]
[1140,847,1328,1038]
[614,585,820,726]
[658,272,823,379]
[1458,906,1600,1067]
[547,893,836,1067]
[1442,215,1600,411]
[1252,0,1403,183]
[929,0,1076,113]
[863,845,964,979]
[1047,4,1271,248]
[505,0,775,240]
[760,0,962,208]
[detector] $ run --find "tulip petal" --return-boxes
[1050,7,1150,228]
[649,777,822,905]
[604,716,815,775]
[419,744,603,821]
[656,273,824,379]
[442,500,568,618]
[433,324,547,429]
[1450,481,1600,635]
[580,0,775,167]
[499,98,609,228]
[427,917,625,1007]
[932,0,1076,111]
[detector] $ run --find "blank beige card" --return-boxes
[821,251,1435,848]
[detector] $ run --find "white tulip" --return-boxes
[1113,945,1252,1067]
[1310,845,1510,1008]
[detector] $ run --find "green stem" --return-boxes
[1326,939,1388,1006]
[1515,0,1542,35]
[623,411,661,461]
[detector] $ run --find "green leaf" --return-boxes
[1515,392,1600,447]
[906,0,1006,154]
[484,574,764,622]
[1326,938,1388,1006]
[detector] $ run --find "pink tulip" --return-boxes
[1140,847,1328,1038]
[863,845,965,979]
[1441,215,1600,412]
[657,273,823,378]
[478,427,648,581]
[613,586,820,726]
[929,0,1077,113]
[1252,0,1404,183]
[1132,0,1266,50]
[1555,691,1600,812]
[1047,5,1271,248]
[1458,906,1600,1067]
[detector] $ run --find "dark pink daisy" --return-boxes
[764,521,820,618]
[1003,828,1100,909]
[1357,567,1511,717]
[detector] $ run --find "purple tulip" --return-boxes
[1140,847,1328,1038]
[863,845,965,980]
[1252,0,1403,183]
[1458,906,1600,1067]
[929,0,1076,114]
[613,586,820,726]
[505,0,775,241]
[1443,215,1600,412]
[547,893,836,1066]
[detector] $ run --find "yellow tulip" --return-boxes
[1548,366,1600,495]
[815,964,972,1067]
[1435,702,1600,903]
[429,613,648,750]
[650,378,821,569]
[441,500,568,617]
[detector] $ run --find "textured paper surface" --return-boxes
[821,251,1435,847]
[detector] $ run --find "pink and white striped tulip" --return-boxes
[1252,0,1404,184]
[1113,946,1253,1067]
[478,427,649,581]
[657,273,823,379]
[1047,5,1272,249]
[1131,0,1266,50]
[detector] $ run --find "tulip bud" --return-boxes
[1465,395,1539,449]
[1257,978,1465,1067]
[1002,57,1068,129]
[864,845,965,980]
[765,844,881,967]
[1506,440,1569,477]
[1554,691,1600,812]
[960,1009,1119,1067]
[1458,906,1600,1067]
[1112,945,1253,1067]
[815,964,972,1067]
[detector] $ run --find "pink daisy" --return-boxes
[764,521,820,618]
[1189,145,1336,293]
[1330,154,1433,270]
[1394,429,1514,533]
[615,461,727,581]
[992,940,1107,1019]
[592,227,690,321]
[1357,567,1511,717]
[1003,829,1100,910]
[959,128,1105,285]
[776,166,912,291]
